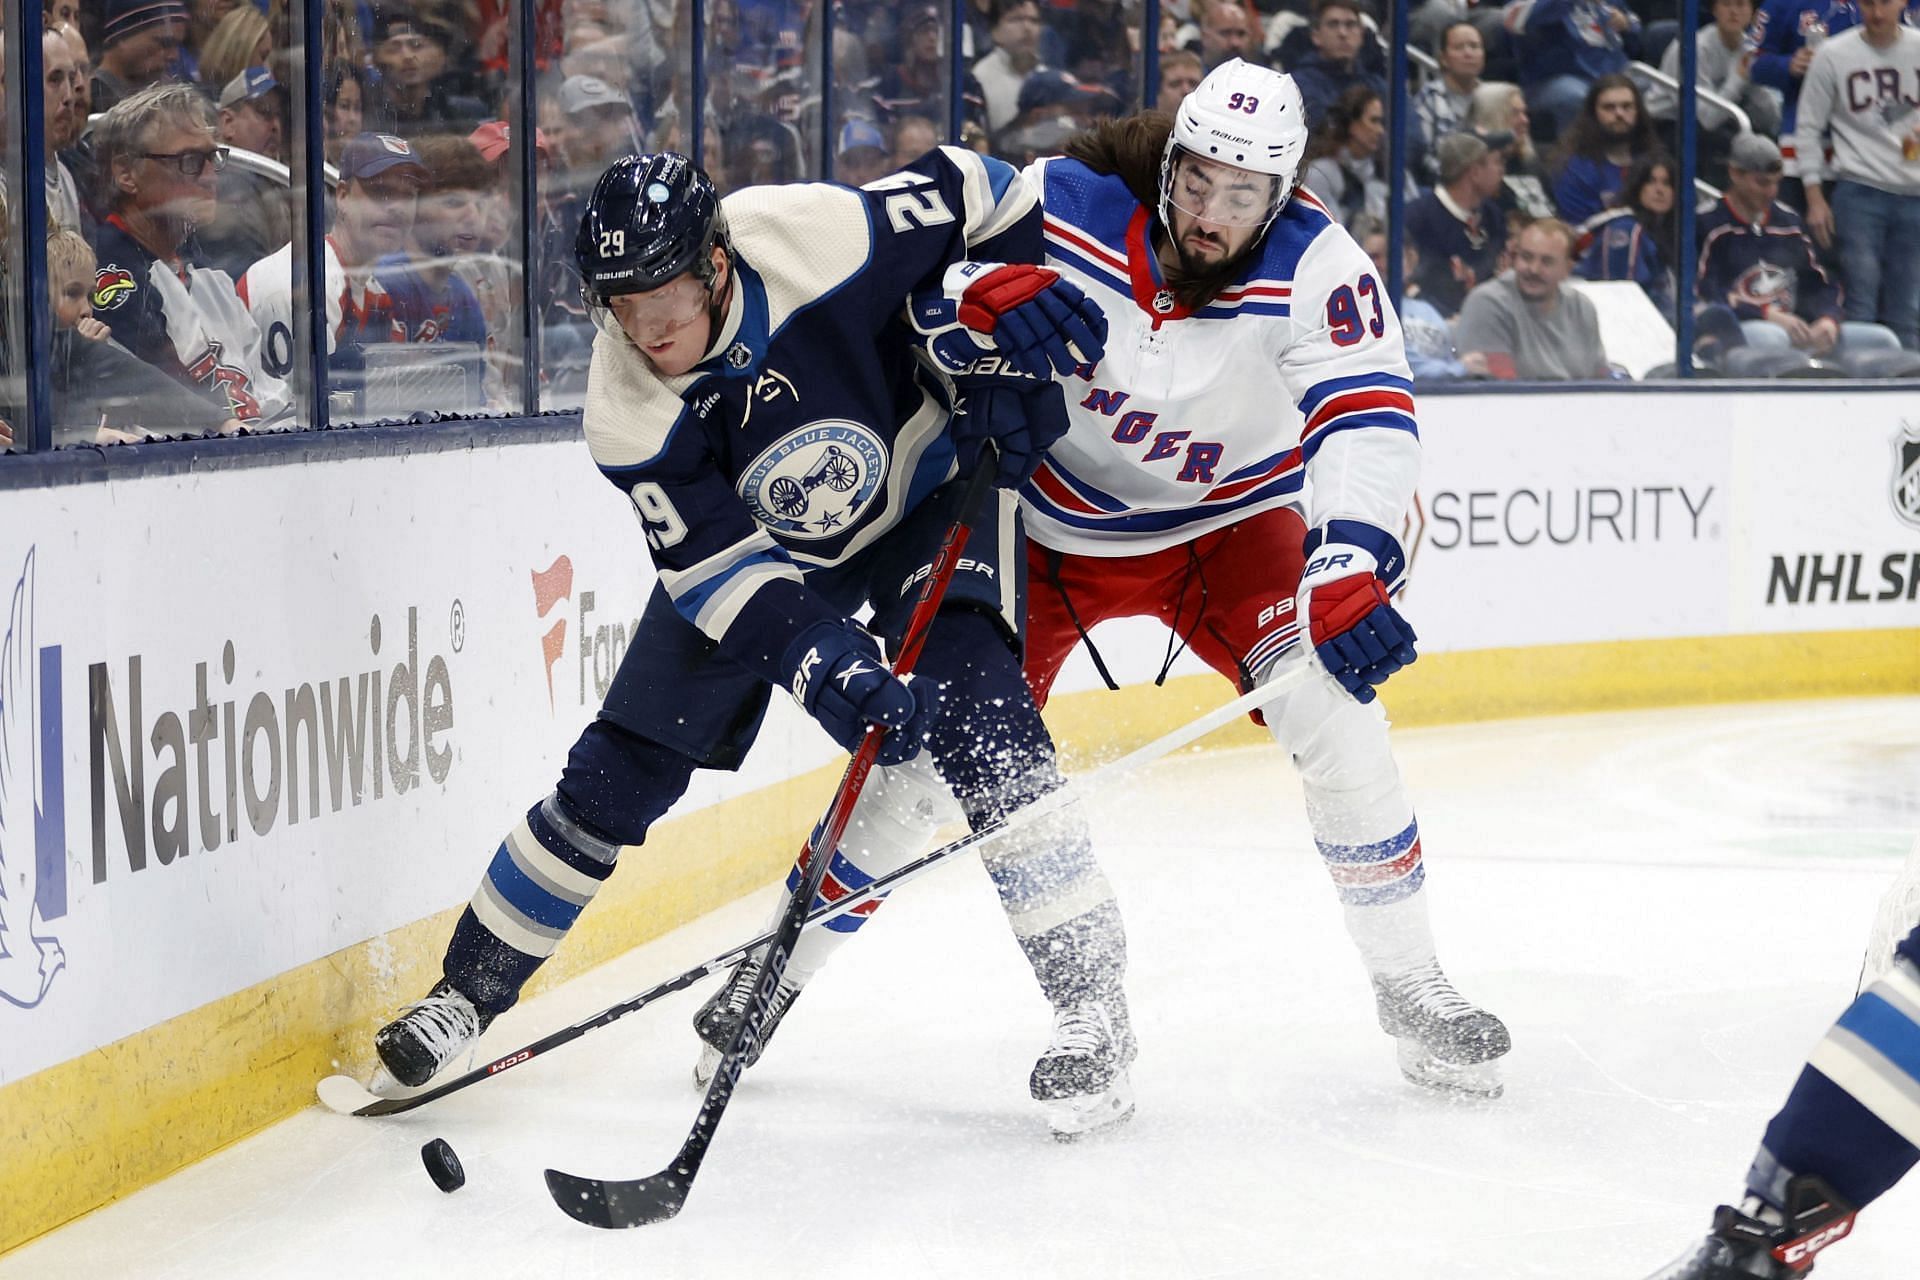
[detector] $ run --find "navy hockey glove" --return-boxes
[955,263,1108,378]
[1297,525,1417,704]
[781,620,936,765]
[952,383,1071,488]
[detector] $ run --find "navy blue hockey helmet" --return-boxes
[575,152,729,306]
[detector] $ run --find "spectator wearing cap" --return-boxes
[1573,154,1678,318]
[1456,218,1611,379]
[556,75,639,187]
[1697,132,1904,357]
[872,4,988,131]
[974,0,1045,133]
[1511,0,1638,136]
[835,117,891,186]
[1797,0,1920,349]
[373,7,487,134]
[996,68,1123,166]
[1156,49,1204,114]
[1471,80,1557,220]
[378,135,494,410]
[198,67,288,278]
[1405,130,1510,316]
[91,82,291,426]
[1302,84,1394,232]
[1413,21,1485,187]
[92,0,188,115]
[238,132,424,381]
[1290,0,1387,128]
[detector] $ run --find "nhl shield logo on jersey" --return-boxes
[1893,422,1920,531]
[738,421,889,538]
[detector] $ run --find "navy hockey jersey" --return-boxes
[91,215,292,425]
[1694,197,1842,323]
[581,146,1036,680]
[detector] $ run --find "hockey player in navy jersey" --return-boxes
[1646,921,1920,1277]
[370,148,1143,1136]
[1007,60,1511,1096]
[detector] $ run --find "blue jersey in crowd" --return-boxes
[1514,0,1637,87]
[1694,197,1842,323]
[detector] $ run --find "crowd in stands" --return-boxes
[4,0,1919,448]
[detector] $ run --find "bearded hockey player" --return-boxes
[1003,59,1511,1097]
[369,148,1142,1137]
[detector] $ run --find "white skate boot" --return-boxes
[1030,997,1138,1140]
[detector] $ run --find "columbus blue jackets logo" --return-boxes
[739,422,888,538]
[0,548,68,1010]
[91,265,137,311]
[1893,422,1920,531]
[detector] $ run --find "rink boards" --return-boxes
[2,388,1918,1251]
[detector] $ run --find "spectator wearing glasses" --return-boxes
[1455,218,1611,379]
[1290,0,1388,128]
[1405,130,1509,317]
[92,0,189,116]
[1697,133,1903,359]
[1413,20,1487,186]
[90,82,290,426]
[198,67,289,279]
[1797,0,1920,349]
[237,132,424,381]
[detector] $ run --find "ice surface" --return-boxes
[5,697,1918,1279]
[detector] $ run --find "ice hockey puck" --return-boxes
[421,1138,466,1192]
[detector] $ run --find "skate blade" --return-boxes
[1395,1040,1504,1099]
[1042,1072,1137,1141]
[692,1044,721,1090]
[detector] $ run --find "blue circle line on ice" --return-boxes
[737,421,889,539]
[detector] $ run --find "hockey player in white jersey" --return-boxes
[996,59,1511,1095]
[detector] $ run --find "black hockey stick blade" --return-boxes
[544,1165,690,1228]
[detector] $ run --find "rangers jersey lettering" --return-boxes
[582,146,1038,665]
[1017,156,1419,558]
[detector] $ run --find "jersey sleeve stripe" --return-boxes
[1300,412,1418,465]
[946,145,1035,246]
[1044,215,1129,274]
[1304,387,1418,435]
[688,557,805,639]
[1298,371,1415,419]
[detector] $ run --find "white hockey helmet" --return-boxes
[1159,58,1310,236]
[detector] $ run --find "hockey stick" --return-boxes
[315,664,1306,1122]
[543,457,1003,1228]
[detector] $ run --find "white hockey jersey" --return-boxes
[1017,156,1421,559]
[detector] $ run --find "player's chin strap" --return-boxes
[317,664,1313,1124]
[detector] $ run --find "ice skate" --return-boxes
[1030,997,1137,1140]
[691,950,806,1087]
[1372,960,1510,1098]
[371,979,492,1092]
[1644,1178,1858,1278]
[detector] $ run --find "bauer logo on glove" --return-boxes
[1297,524,1418,704]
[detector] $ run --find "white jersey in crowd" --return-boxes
[1796,27,1920,197]
[236,237,404,379]
[1016,155,1421,558]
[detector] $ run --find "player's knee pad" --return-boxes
[792,753,957,938]
[979,790,1116,943]
[1257,649,1408,837]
